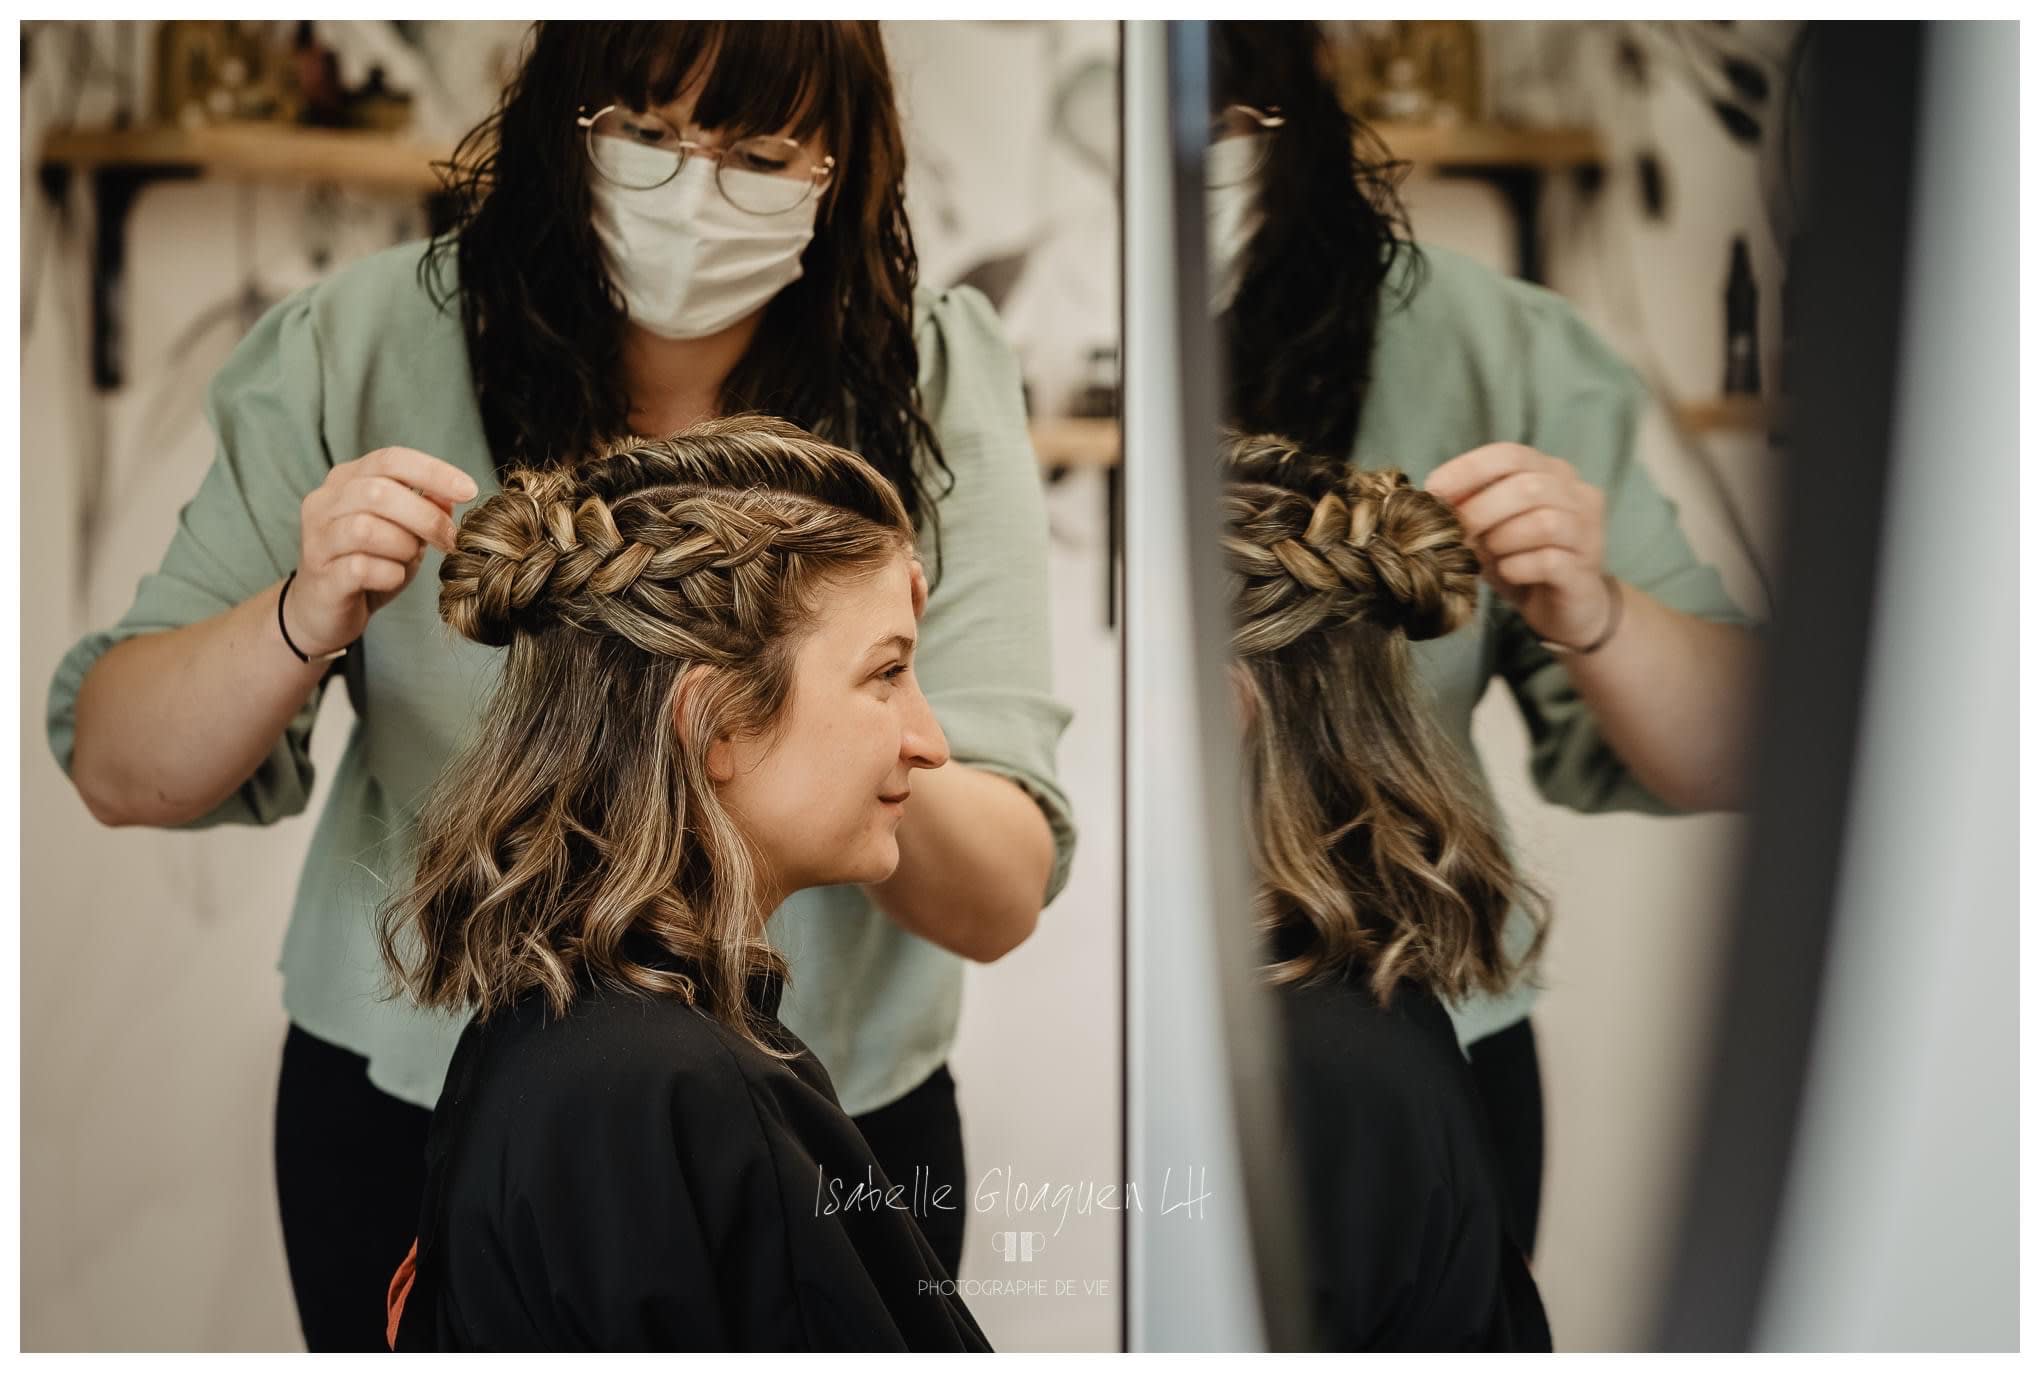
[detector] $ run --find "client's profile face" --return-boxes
[716,553,949,895]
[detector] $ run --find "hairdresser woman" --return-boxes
[45,22,1072,1350]
[1211,22,1763,1261]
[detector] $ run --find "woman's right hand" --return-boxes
[286,447,481,657]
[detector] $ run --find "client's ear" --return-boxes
[707,744,735,783]
[673,665,738,785]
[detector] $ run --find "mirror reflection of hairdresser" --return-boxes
[383,423,983,1350]
[44,22,1074,1351]
[1211,21,1764,1300]
[1225,435,1552,1349]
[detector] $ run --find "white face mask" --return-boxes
[590,143,820,341]
[1206,135,1268,314]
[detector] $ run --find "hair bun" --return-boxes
[1336,468,1480,641]
[438,467,593,647]
[1222,432,1478,653]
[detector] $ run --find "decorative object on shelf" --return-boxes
[290,21,346,128]
[1069,345,1119,423]
[344,65,414,134]
[1327,21,1485,126]
[153,21,293,127]
[149,21,421,136]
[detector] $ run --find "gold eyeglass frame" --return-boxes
[575,103,838,215]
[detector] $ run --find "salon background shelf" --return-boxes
[1028,417,1120,470]
[42,118,1609,389]
[1368,122,1604,170]
[40,123,460,389]
[38,118,1608,190]
[1029,416,1123,629]
[1675,396,1785,436]
[1366,121,1606,285]
[41,122,452,191]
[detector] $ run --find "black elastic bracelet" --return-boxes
[279,570,347,664]
[1536,572,1626,657]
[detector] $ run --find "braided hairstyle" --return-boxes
[377,416,914,1055]
[1223,433,1479,653]
[1222,432,1549,1009]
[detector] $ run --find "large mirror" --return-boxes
[1137,19,2013,1354]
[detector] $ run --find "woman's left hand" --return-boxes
[1422,442,1614,648]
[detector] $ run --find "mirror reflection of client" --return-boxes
[380,418,987,1351]
[1224,433,1553,1351]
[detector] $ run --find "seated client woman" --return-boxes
[1223,432,1554,1351]
[380,417,988,1351]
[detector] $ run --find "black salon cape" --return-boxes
[390,936,990,1352]
[1276,953,1553,1351]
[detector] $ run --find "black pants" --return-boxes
[848,1062,968,1276]
[1464,1016,1545,1260]
[272,1021,966,1351]
[273,1023,432,1352]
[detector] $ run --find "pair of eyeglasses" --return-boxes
[576,104,837,216]
[1206,103,1285,189]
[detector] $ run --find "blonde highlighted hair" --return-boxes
[377,416,914,1055]
[1222,431,1550,1008]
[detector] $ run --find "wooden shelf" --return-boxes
[1368,121,1605,170]
[1030,416,1119,469]
[41,122,451,193]
[1675,395,1785,436]
[1030,403,1777,460]
[36,119,1605,194]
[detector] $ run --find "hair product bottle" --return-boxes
[1724,235,1762,395]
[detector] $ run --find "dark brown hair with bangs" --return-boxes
[420,21,951,543]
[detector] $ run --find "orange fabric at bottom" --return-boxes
[386,1237,419,1351]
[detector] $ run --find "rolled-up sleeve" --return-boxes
[1492,296,1763,816]
[910,285,1079,903]
[45,288,338,828]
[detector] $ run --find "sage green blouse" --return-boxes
[45,240,1078,1114]
[1356,244,1764,1049]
